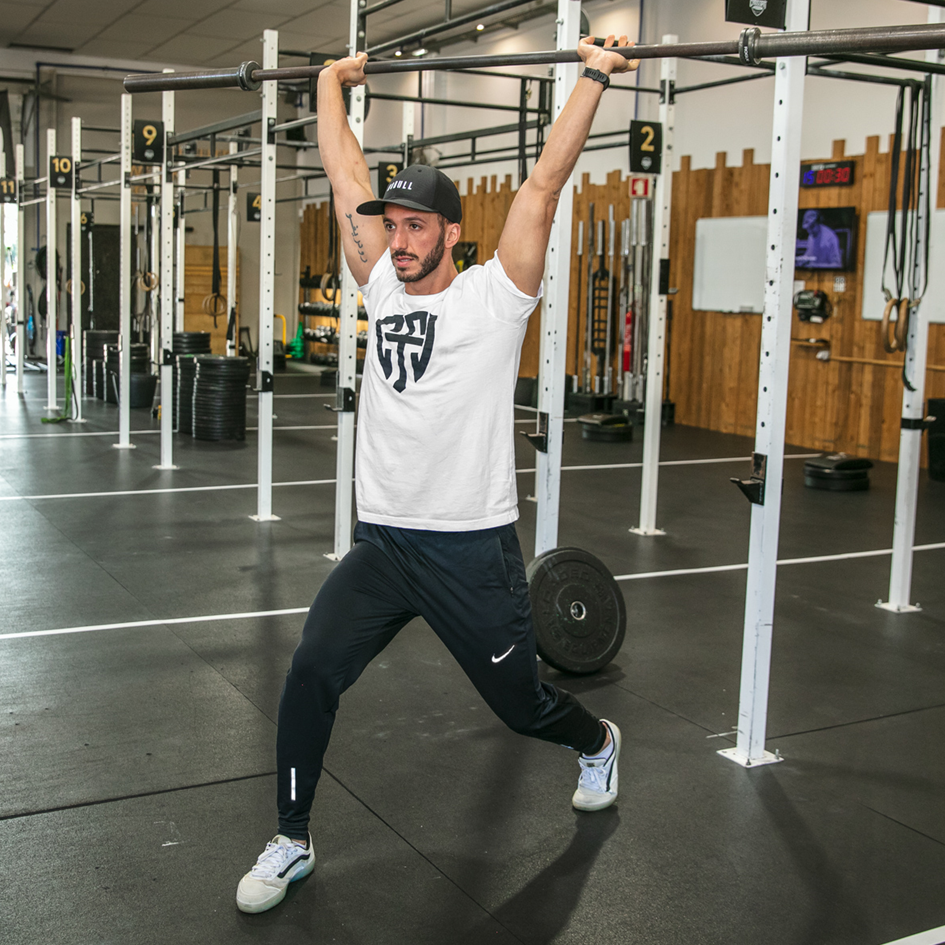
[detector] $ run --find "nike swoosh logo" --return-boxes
[491,646,515,664]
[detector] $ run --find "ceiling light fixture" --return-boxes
[411,47,427,57]
[476,23,485,31]
[394,49,402,56]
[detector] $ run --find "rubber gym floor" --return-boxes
[1,362,943,945]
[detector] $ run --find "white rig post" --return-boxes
[156,78,177,469]
[328,1,365,560]
[15,144,25,394]
[532,0,580,557]
[878,5,944,613]
[115,94,134,449]
[226,140,238,357]
[45,128,58,411]
[1,150,6,390]
[70,117,84,421]
[631,39,676,537]
[719,0,809,768]
[175,167,186,333]
[252,29,279,521]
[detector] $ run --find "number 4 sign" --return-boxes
[629,120,662,175]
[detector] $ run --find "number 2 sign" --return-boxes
[629,120,662,176]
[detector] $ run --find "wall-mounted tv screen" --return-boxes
[796,207,857,271]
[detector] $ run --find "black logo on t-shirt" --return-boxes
[375,311,437,393]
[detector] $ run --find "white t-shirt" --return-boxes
[357,252,541,531]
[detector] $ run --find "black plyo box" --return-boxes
[725,0,787,30]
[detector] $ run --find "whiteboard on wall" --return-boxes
[692,216,767,314]
[861,210,945,324]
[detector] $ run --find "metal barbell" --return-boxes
[123,22,945,94]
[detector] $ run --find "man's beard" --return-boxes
[394,227,446,284]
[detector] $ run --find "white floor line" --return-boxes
[6,542,944,643]
[0,607,311,641]
[878,927,945,945]
[0,424,342,440]
[245,425,338,432]
[1,454,792,502]
[614,542,945,582]
[561,453,820,473]
[0,478,337,502]
[0,429,160,440]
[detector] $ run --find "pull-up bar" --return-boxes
[123,22,945,94]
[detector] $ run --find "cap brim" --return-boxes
[355,197,441,217]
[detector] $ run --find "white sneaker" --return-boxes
[572,720,621,811]
[236,834,315,914]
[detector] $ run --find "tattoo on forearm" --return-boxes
[346,212,368,263]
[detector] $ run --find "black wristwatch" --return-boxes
[581,67,610,89]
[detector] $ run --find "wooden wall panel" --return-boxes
[297,171,636,380]
[669,137,945,464]
[183,245,239,354]
[296,145,945,464]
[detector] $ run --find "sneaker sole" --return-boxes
[236,846,315,914]
[572,721,621,812]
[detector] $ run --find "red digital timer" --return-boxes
[801,160,855,188]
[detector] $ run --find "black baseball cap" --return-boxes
[356,164,463,224]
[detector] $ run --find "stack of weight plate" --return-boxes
[84,330,118,397]
[578,412,633,442]
[93,359,107,400]
[192,356,251,441]
[803,452,873,492]
[175,356,199,434]
[173,331,212,357]
[171,333,212,426]
[104,343,151,404]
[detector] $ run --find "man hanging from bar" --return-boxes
[236,34,639,915]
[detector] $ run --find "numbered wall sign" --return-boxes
[629,120,662,175]
[133,119,164,164]
[378,161,403,193]
[246,192,261,222]
[50,156,74,190]
[724,0,787,31]
[80,211,94,230]
[0,178,16,203]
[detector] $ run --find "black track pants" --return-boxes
[276,521,605,840]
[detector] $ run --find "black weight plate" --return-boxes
[804,474,870,492]
[526,547,626,675]
[803,464,870,480]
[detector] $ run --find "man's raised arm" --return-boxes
[497,36,639,296]
[316,55,389,286]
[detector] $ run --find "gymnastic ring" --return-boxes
[320,272,338,302]
[895,297,911,351]
[881,296,899,353]
[135,271,159,292]
[202,292,228,318]
[65,279,86,296]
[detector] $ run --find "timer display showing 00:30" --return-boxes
[801,161,854,188]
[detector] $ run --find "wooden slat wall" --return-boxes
[297,151,945,464]
[670,137,945,463]
[183,245,239,354]
[297,171,635,379]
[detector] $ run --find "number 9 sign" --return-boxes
[133,119,164,164]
